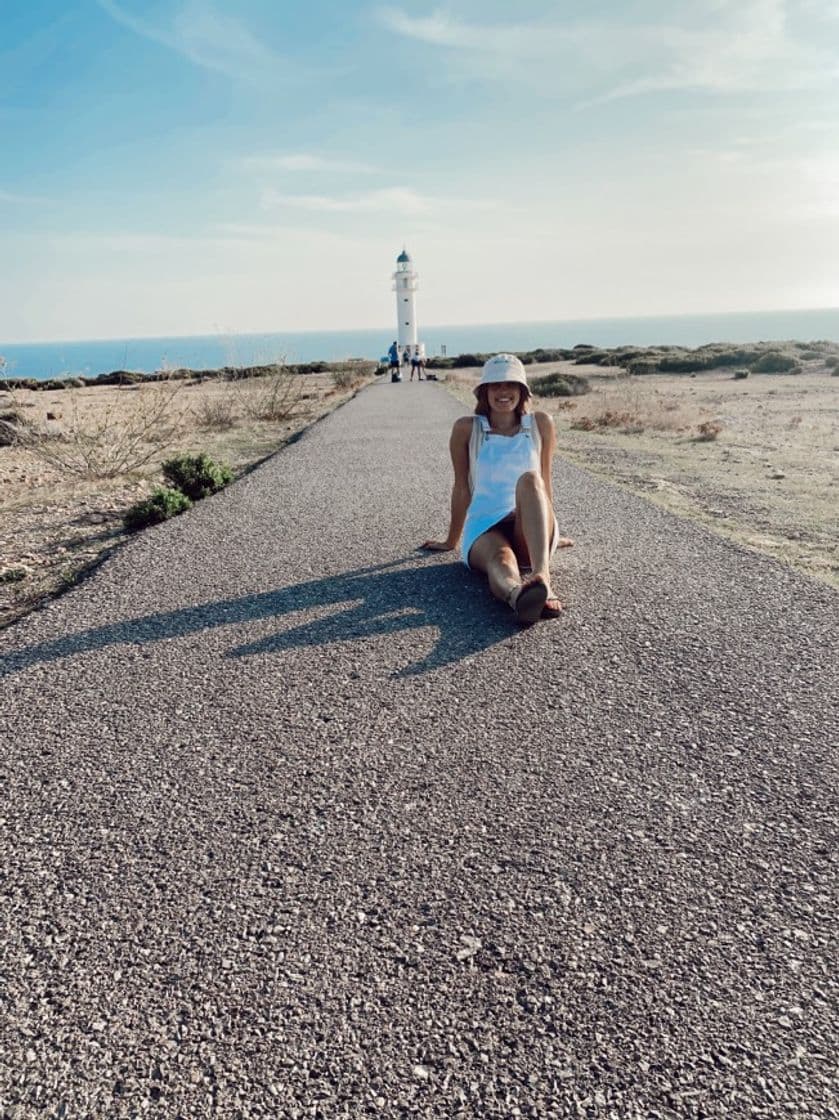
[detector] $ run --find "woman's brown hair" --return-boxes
[474,382,531,421]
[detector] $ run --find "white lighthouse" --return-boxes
[392,248,424,357]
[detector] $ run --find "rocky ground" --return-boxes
[0,369,372,629]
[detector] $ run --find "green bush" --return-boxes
[1,378,38,390]
[751,352,801,373]
[38,377,86,391]
[824,355,839,370]
[793,341,830,354]
[124,487,192,531]
[453,353,486,367]
[628,359,660,376]
[162,452,232,501]
[733,368,750,380]
[707,347,763,367]
[0,567,28,584]
[290,361,330,375]
[521,348,570,364]
[574,349,612,365]
[93,370,146,385]
[530,372,591,397]
[657,352,716,373]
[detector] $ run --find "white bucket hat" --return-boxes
[475,353,530,397]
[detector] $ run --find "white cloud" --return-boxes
[241,153,381,174]
[95,0,294,82]
[377,6,577,58]
[0,189,52,205]
[261,187,430,214]
[585,0,823,104]
[379,1,838,103]
[259,186,499,215]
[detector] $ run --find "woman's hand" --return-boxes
[420,539,455,552]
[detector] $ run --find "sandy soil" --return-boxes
[0,368,372,628]
[445,361,839,590]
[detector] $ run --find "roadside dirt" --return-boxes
[0,370,372,629]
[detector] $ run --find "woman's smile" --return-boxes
[488,382,520,409]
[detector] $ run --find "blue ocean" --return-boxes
[2,307,838,381]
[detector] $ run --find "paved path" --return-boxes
[1,380,837,1119]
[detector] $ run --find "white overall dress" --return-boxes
[461,414,557,568]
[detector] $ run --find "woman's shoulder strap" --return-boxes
[468,415,487,493]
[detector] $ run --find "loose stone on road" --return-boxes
[1,379,837,1118]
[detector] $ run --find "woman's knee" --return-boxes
[480,542,517,570]
[516,470,545,499]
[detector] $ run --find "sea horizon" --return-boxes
[2,306,838,381]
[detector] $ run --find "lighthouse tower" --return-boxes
[392,248,423,357]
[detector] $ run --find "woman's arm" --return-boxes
[421,416,472,551]
[534,411,556,505]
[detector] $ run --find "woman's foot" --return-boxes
[541,596,563,619]
[508,577,549,625]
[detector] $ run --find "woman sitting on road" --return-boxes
[421,353,572,624]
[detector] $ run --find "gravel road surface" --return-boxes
[1,379,837,1119]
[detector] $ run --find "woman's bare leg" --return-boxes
[467,529,522,606]
[513,471,552,577]
[512,471,564,612]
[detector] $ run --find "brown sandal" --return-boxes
[541,597,563,619]
[510,578,549,625]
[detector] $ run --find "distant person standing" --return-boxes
[402,347,411,371]
[410,350,423,381]
[388,340,399,374]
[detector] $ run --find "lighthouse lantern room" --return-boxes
[392,248,424,357]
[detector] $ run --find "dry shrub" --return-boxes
[696,420,723,441]
[331,361,375,392]
[194,391,239,430]
[14,379,186,478]
[230,365,303,422]
[571,410,640,432]
[0,407,29,446]
[568,377,699,436]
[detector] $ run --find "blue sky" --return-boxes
[2,0,838,341]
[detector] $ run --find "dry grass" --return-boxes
[0,366,374,628]
[569,376,698,435]
[9,378,187,478]
[550,362,839,588]
[696,420,723,441]
[228,365,304,423]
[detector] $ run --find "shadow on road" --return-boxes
[1,557,522,680]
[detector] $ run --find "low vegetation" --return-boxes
[8,377,185,478]
[124,487,192,532]
[0,363,374,628]
[162,452,232,501]
[124,452,232,530]
[424,339,839,379]
[529,371,591,397]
